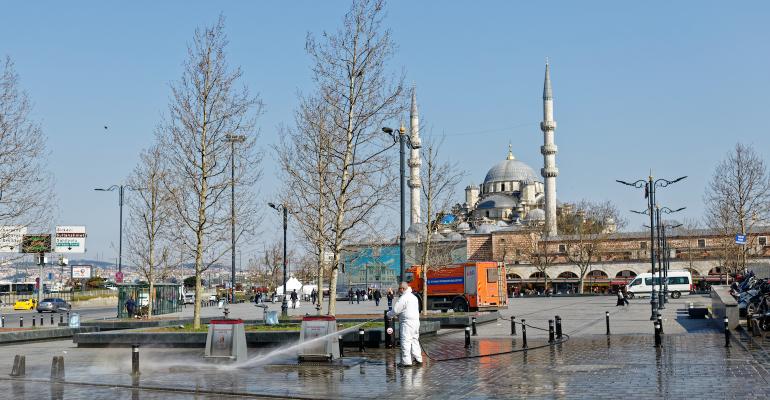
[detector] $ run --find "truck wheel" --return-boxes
[452,298,468,312]
[671,291,681,299]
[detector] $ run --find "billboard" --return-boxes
[22,234,52,253]
[55,226,86,253]
[71,265,92,279]
[0,226,26,253]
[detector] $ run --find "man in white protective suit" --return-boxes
[387,282,423,367]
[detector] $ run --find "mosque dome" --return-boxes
[484,158,539,185]
[476,194,517,210]
[446,232,463,241]
[524,208,546,223]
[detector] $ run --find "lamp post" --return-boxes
[658,210,684,304]
[225,134,246,303]
[95,185,138,277]
[618,175,686,321]
[269,202,289,318]
[382,123,420,283]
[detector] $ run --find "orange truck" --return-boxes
[406,262,507,312]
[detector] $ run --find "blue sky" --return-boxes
[1,1,768,266]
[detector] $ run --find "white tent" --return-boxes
[275,277,303,295]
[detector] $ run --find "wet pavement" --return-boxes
[1,296,769,399]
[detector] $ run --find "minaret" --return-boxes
[540,61,559,236]
[408,87,422,225]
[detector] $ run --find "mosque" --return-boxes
[406,62,560,238]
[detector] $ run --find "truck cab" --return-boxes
[407,262,507,312]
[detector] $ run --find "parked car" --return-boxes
[36,298,71,313]
[13,298,38,311]
[184,293,195,304]
[208,294,218,302]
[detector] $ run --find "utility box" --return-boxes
[298,315,340,361]
[205,319,247,363]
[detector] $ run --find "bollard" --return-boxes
[605,311,610,335]
[40,316,43,327]
[20,316,23,328]
[654,322,661,347]
[657,315,664,335]
[384,310,393,349]
[11,355,25,377]
[464,326,471,348]
[50,315,54,326]
[67,312,70,323]
[724,318,730,347]
[511,316,516,336]
[555,315,562,339]
[32,317,35,327]
[1,315,4,328]
[50,355,65,381]
[60,314,63,325]
[338,335,345,357]
[358,328,365,352]
[548,319,555,343]
[521,319,528,349]
[471,317,477,336]
[132,345,140,376]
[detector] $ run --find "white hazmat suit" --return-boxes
[388,286,422,365]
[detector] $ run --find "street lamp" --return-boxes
[382,122,420,283]
[618,174,686,321]
[225,134,246,303]
[94,185,139,278]
[268,202,289,318]
[658,208,684,304]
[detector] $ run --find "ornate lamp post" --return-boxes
[268,202,289,318]
[618,175,686,320]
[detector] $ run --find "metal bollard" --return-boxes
[50,315,54,326]
[724,318,730,347]
[549,319,555,343]
[60,314,63,325]
[471,317,477,336]
[384,310,393,349]
[605,311,610,335]
[32,317,35,327]
[358,328,365,352]
[338,335,344,357]
[657,315,664,335]
[464,326,471,348]
[521,319,528,348]
[132,345,140,376]
[51,356,65,381]
[10,355,25,377]
[20,316,23,328]
[40,316,43,326]
[511,316,516,335]
[654,321,661,347]
[555,315,562,339]
[1,315,4,328]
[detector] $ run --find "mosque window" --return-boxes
[697,239,705,248]
[486,211,490,218]
[558,244,566,253]
[760,236,767,246]
[639,241,647,249]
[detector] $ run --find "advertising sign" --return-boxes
[22,234,52,253]
[116,271,124,283]
[69,313,80,328]
[0,226,26,253]
[71,265,92,279]
[55,226,86,253]
[736,234,747,245]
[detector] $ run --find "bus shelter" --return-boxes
[117,283,182,318]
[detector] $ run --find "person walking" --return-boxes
[125,297,136,318]
[311,288,317,306]
[387,288,394,310]
[388,282,423,367]
[373,288,382,307]
[356,289,361,304]
[348,288,354,304]
[290,289,298,309]
[621,286,630,306]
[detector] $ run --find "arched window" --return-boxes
[615,270,637,278]
[557,271,579,279]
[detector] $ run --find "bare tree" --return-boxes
[561,200,625,293]
[159,17,263,328]
[0,56,53,255]
[704,143,770,280]
[125,145,173,317]
[304,0,404,315]
[417,135,462,314]
[276,95,333,312]
[530,227,557,292]
[247,241,293,293]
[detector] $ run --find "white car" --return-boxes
[626,270,693,299]
[208,294,218,302]
[183,293,195,304]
